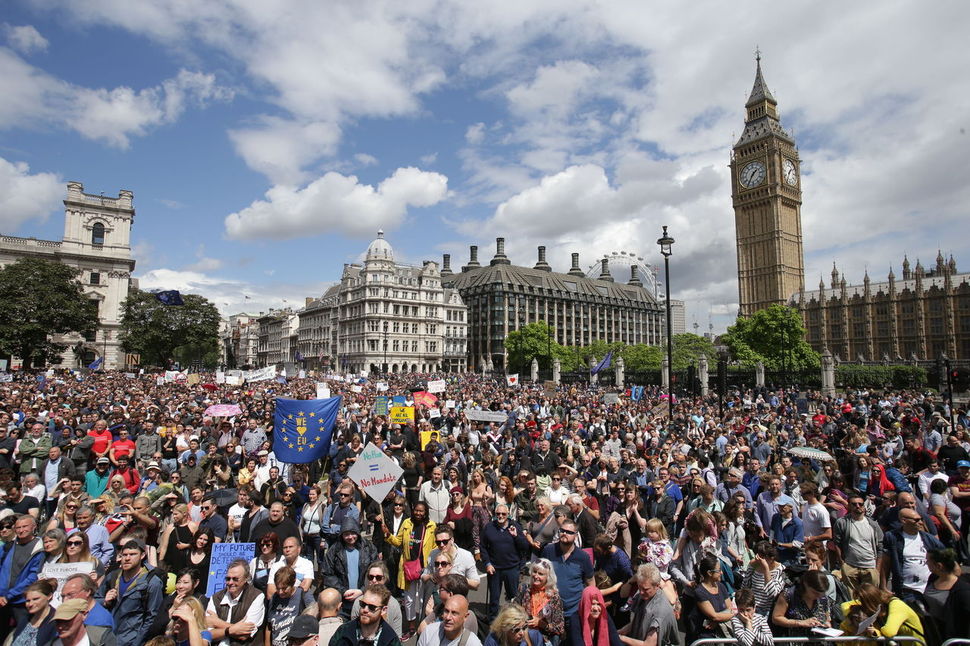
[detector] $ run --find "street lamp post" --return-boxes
[657,226,675,428]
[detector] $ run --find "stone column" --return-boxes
[755,361,765,389]
[589,356,598,385]
[615,356,625,387]
[699,355,709,397]
[821,348,835,396]
[530,357,539,383]
[661,357,670,390]
[552,358,561,384]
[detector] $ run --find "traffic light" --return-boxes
[952,367,969,392]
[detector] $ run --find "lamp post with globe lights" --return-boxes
[657,226,675,427]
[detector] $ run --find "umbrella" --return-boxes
[208,488,238,509]
[787,446,835,462]
[205,403,242,417]
[201,383,219,391]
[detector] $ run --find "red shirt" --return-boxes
[111,439,135,460]
[948,473,970,511]
[88,429,112,455]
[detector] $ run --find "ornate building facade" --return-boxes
[731,55,805,317]
[442,238,665,372]
[794,255,970,361]
[0,182,136,369]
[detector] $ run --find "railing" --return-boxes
[690,636,926,646]
[941,641,970,646]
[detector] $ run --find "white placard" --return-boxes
[376,382,389,392]
[351,385,363,393]
[124,372,136,379]
[156,377,165,386]
[427,408,441,419]
[316,383,331,399]
[298,370,306,379]
[426,379,446,393]
[464,409,508,423]
[445,400,456,409]
[41,562,93,607]
[347,442,403,504]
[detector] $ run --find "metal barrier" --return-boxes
[689,637,927,646]
[941,641,970,646]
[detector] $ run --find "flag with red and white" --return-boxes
[506,374,519,386]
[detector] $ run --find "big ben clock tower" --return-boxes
[731,52,805,317]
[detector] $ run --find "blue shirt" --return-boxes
[540,543,593,614]
[85,602,114,628]
[345,548,360,590]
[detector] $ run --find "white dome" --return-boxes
[366,229,394,261]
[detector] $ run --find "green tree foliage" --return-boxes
[671,333,716,371]
[120,290,221,367]
[619,343,664,371]
[504,322,575,372]
[721,304,820,370]
[0,258,100,370]
[836,364,927,389]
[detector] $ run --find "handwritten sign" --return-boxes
[464,409,508,423]
[390,406,415,424]
[445,400,456,409]
[206,543,257,596]
[316,383,331,399]
[40,562,93,607]
[373,396,390,416]
[347,442,403,504]
[603,393,620,404]
[427,408,441,419]
[426,379,446,393]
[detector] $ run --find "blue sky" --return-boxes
[2,1,969,334]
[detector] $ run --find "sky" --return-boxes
[1,1,968,335]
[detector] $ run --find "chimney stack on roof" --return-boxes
[462,245,480,272]
[628,265,642,286]
[534,246,552,272]
[568,252,585,277]
[599,258,614,282]
[491,237,511,265]
[441,254,453,277]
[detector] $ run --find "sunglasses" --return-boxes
[367,574,385,581]
[435,539,450,546]
[67,540,83,546]
[359,602,385,613]
[434,561,451,567]
[495,512,508,517]
[225,576,241,582]
[559,528,577,535]
[393,503,404,507]
[338,493,351,498]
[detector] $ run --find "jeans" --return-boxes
[487,566,519,623]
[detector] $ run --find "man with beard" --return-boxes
[251,501,300,550]
[328,584,403,646]
[233,486,269,544]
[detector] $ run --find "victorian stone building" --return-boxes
[442,238,665,372]
[794,255,970,361]
[731,55,806,317]
[0,182,136,369]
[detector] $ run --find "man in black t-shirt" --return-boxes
[3,483,39,519]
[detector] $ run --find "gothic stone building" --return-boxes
[793,255,970,361]
[731,55,806,317]
[442,238,665,373]
[0,182,136,369]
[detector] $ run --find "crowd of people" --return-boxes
[0,368,968,646]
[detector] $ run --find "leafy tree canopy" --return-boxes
[0,258,99,370]
[721,304,820,370]
[120,290,221,367]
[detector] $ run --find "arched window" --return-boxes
[91,222,105,246]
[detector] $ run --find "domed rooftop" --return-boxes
[366,229,394,261]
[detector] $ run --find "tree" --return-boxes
[621,343,664,371]
[120,290,221,367]
[721,304,820,370]
[0,258,99,370]
[671,333,716,371]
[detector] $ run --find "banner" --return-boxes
[413,391,437,407]
[373,396,390,416]
[347,442,403,504]
[41,562,93,607]
[315,383,331,399]
[272,396,342,463]
[206,543,257,597]
[391,396,406,406]
[226,376,242,386]
[506,374,519,386]
[426,379,446,394]
[215,371,226,384]
[0,374,13,383]
[244,366,277,382]
[543,380,557,398]
[390,406,415,424]
[464,409,508,423]
[420,429,443,449]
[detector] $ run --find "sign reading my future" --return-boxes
[347,442,403,503]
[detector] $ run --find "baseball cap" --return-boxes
[53,598,88,621]
[287,615,319,640]
[96,457,110,466]
[727,468,743,478]
[147,461,161,471]
[957,460,970,469]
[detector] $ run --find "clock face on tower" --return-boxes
[739,161,766,188]
[783,159,798,186]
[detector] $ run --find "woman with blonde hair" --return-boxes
[513,558,564,643]
[169,595,211,646]
[7,578,57,646]
[160,503,198,575]
[484,604,544,646]
[840,583,923,641]
[45,499,81,533]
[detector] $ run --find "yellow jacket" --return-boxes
[386,518,436,590]
[840,599,924,644]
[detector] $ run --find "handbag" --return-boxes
[403,523,427,582]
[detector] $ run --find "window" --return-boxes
[91,222,105,246]
[90,272,100,285]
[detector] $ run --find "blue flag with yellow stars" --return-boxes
[273,396,342,464]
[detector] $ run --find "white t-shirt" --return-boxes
[901,532,929,591]
[227,503,246,530]
[416,621,484,646]
[268,556,315,588]
[801,501,831,544]
[424,546,481,585]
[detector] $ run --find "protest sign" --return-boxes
[413,391,437,407]
[420,429,442,449]
[376,382,389,392]
[347,442,403,504]
[543,380,557,398]
[351,385,363,393]
[124,372,136,379]
[206,543,257,596]
[187,374,200,385]
[373,396,390,416]
[392,396,406,406]
[426,379,446,393]
[445,400,456,409]
[464,409,508,423]
[41,562,93,606]
[155,377,165,386]
[316,383,331,399]
[215,371,226,384]
[603,393,620,404]
[390,406,415,424]
[226,376,242,386]
[427,408,441,419]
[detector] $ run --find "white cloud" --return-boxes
[465,122,485,144]
[228,118,341,186]
[2,24,48,54]
[184,244,223,273]
[0,50,231,148]
[419,152,437,165]
[0,157,62,231]
[355,153,378,166]
[224,166,448,240]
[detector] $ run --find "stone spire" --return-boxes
[949,254,957,274]
[915,258,925,277]
[831,262,839,289]
[902,255,911,280]
[746,47,777,107]
[533,246,552,272]
[936,250,945,273]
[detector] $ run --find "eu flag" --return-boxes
[591,350,613,375]
[273,396,341,464]
[88,357,103,371]
[154,290,185,306]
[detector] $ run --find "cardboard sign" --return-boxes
[420,430,442,449]
[544,380,557,398]
[427,408,441,419]
[390,406,415,424]
[216,372,226,384]
[373,396,390,416]
[445,400,456,410]
[40,562,93,606]
[316,383,331,399]
[347,442,403,504]
[206,543,257,597]
[464,409,508,423]
[426,379,446,393]
[187,374,200,385]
